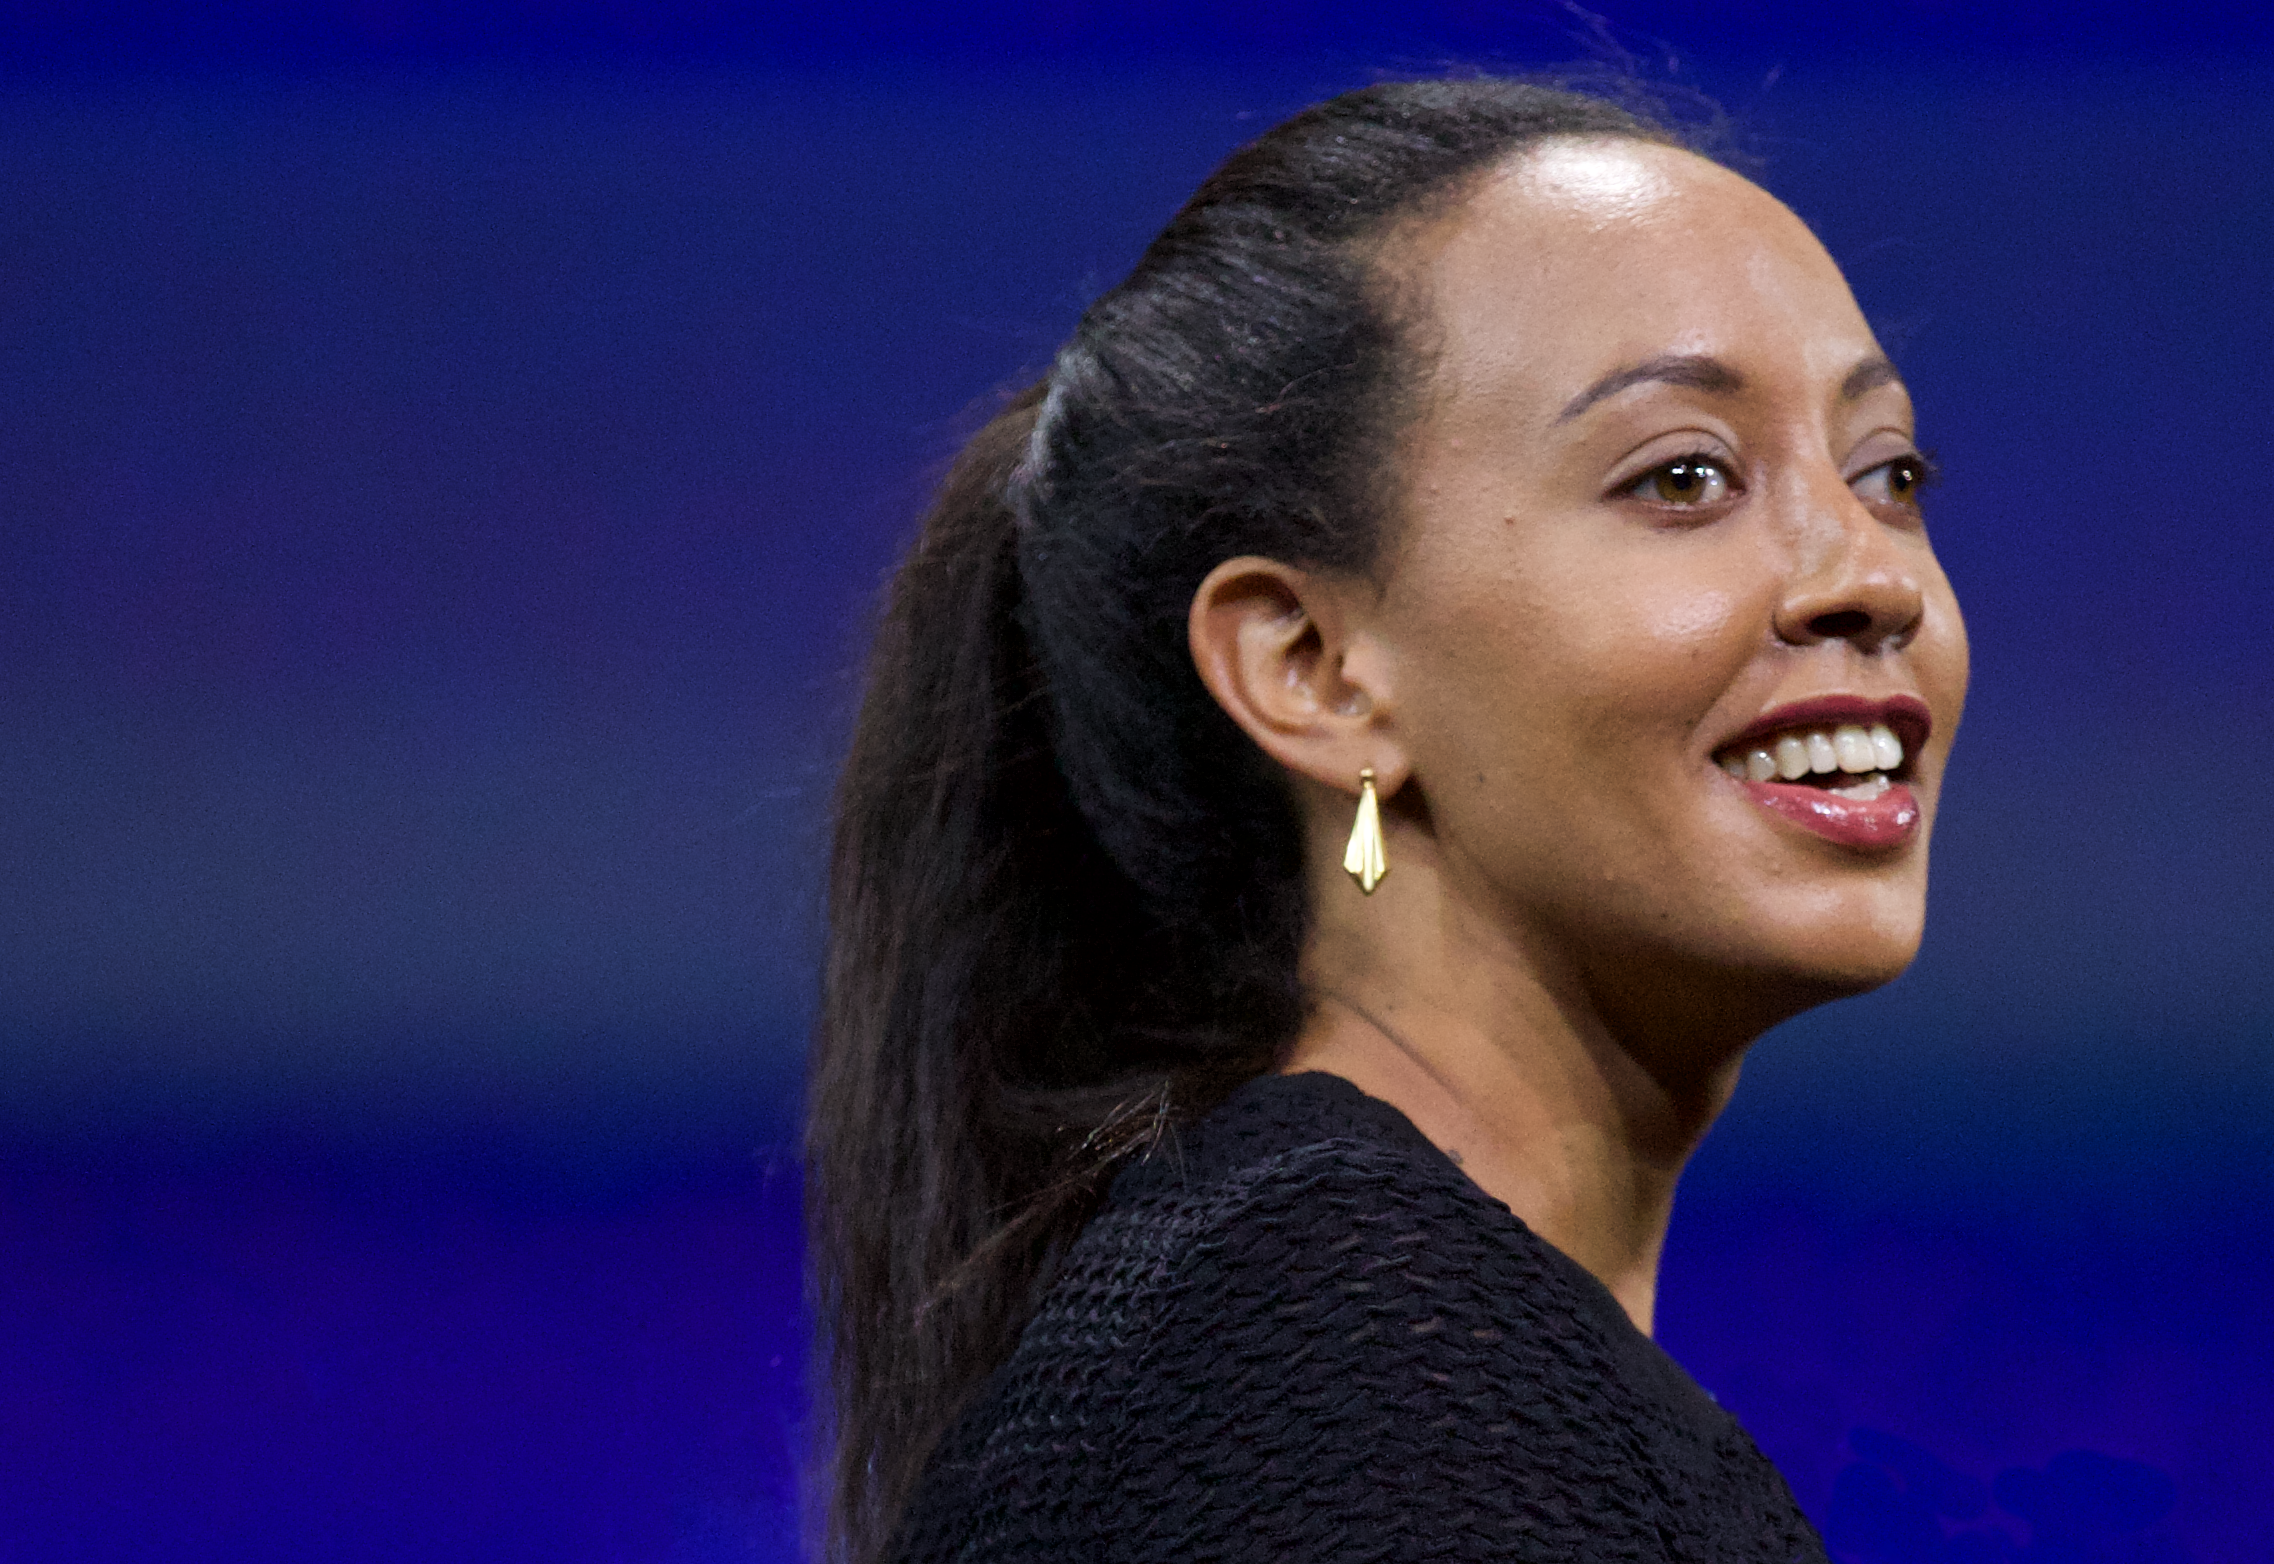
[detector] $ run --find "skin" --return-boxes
[1186,139,1969,1335]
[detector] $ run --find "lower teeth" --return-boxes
[1827,773,1891,800]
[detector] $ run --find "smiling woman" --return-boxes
[808,78,1965,1564]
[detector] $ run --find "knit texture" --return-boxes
[892,1071,1830,1563]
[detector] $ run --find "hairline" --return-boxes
[1333,126,1695,588]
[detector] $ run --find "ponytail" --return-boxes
[808,382,1220,1564]
[806,78,1680,1564]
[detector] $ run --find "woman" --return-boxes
[808,77,1966,1563]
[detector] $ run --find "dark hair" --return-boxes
[807,77,1681,1564]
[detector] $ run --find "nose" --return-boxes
[1770,483,1925,653]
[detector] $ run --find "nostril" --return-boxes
[1806,608,1873,640]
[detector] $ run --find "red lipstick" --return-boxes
[1721,694,1931,757]
[1717,694,1931,853]
[1745,780,1920,850]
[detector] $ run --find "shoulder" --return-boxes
[897,1074,1676,1562]
[1117,1073,1621,1383]
[1101,1080,1674,1557]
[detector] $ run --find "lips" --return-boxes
[1713,695,1931,852]
[1740,776,1920,849]
[1719,694,1931,760]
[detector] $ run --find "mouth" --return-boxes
[1711,695,1930,851]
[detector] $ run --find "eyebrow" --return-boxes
[1554,351,1907,422]
[1557,354,1743,422]
[1839,354,1904,402]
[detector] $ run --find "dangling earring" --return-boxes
[1342,767,1388,894]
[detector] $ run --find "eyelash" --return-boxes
[1852,449,1940,510]
[1621,454,1738,509]
[1620,449,1942,509]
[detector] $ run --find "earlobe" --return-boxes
[1186,555,1406,795]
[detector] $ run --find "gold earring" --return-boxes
[1342,768,1388,894]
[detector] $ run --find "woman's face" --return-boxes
[1370,139,1968,1032]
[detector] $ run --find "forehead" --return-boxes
[1404,139,1878,414]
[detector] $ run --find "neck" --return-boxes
[1283,863,1747,1338]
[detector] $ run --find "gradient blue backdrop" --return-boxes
[2,4,2269,1560]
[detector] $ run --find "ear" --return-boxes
[1186,555,1409,798]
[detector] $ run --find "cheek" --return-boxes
[1631,583,1746,652]
[1404,545,1756,787]
[1600,583,1750,710]
[1516,563,1756,749]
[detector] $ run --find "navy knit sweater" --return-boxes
[893,1070,1829,1563]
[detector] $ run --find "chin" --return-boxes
[1754,915,1924,1012]
[1756,869,1927,980]
[1581,898,1924,1067]
[1684,889,1928,1042]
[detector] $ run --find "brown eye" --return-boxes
[1633,456,1732,507]
[1855,452,1936,509]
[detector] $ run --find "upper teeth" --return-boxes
[1717,723,1904,783]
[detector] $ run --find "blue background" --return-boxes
[1,4,2269,1559]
